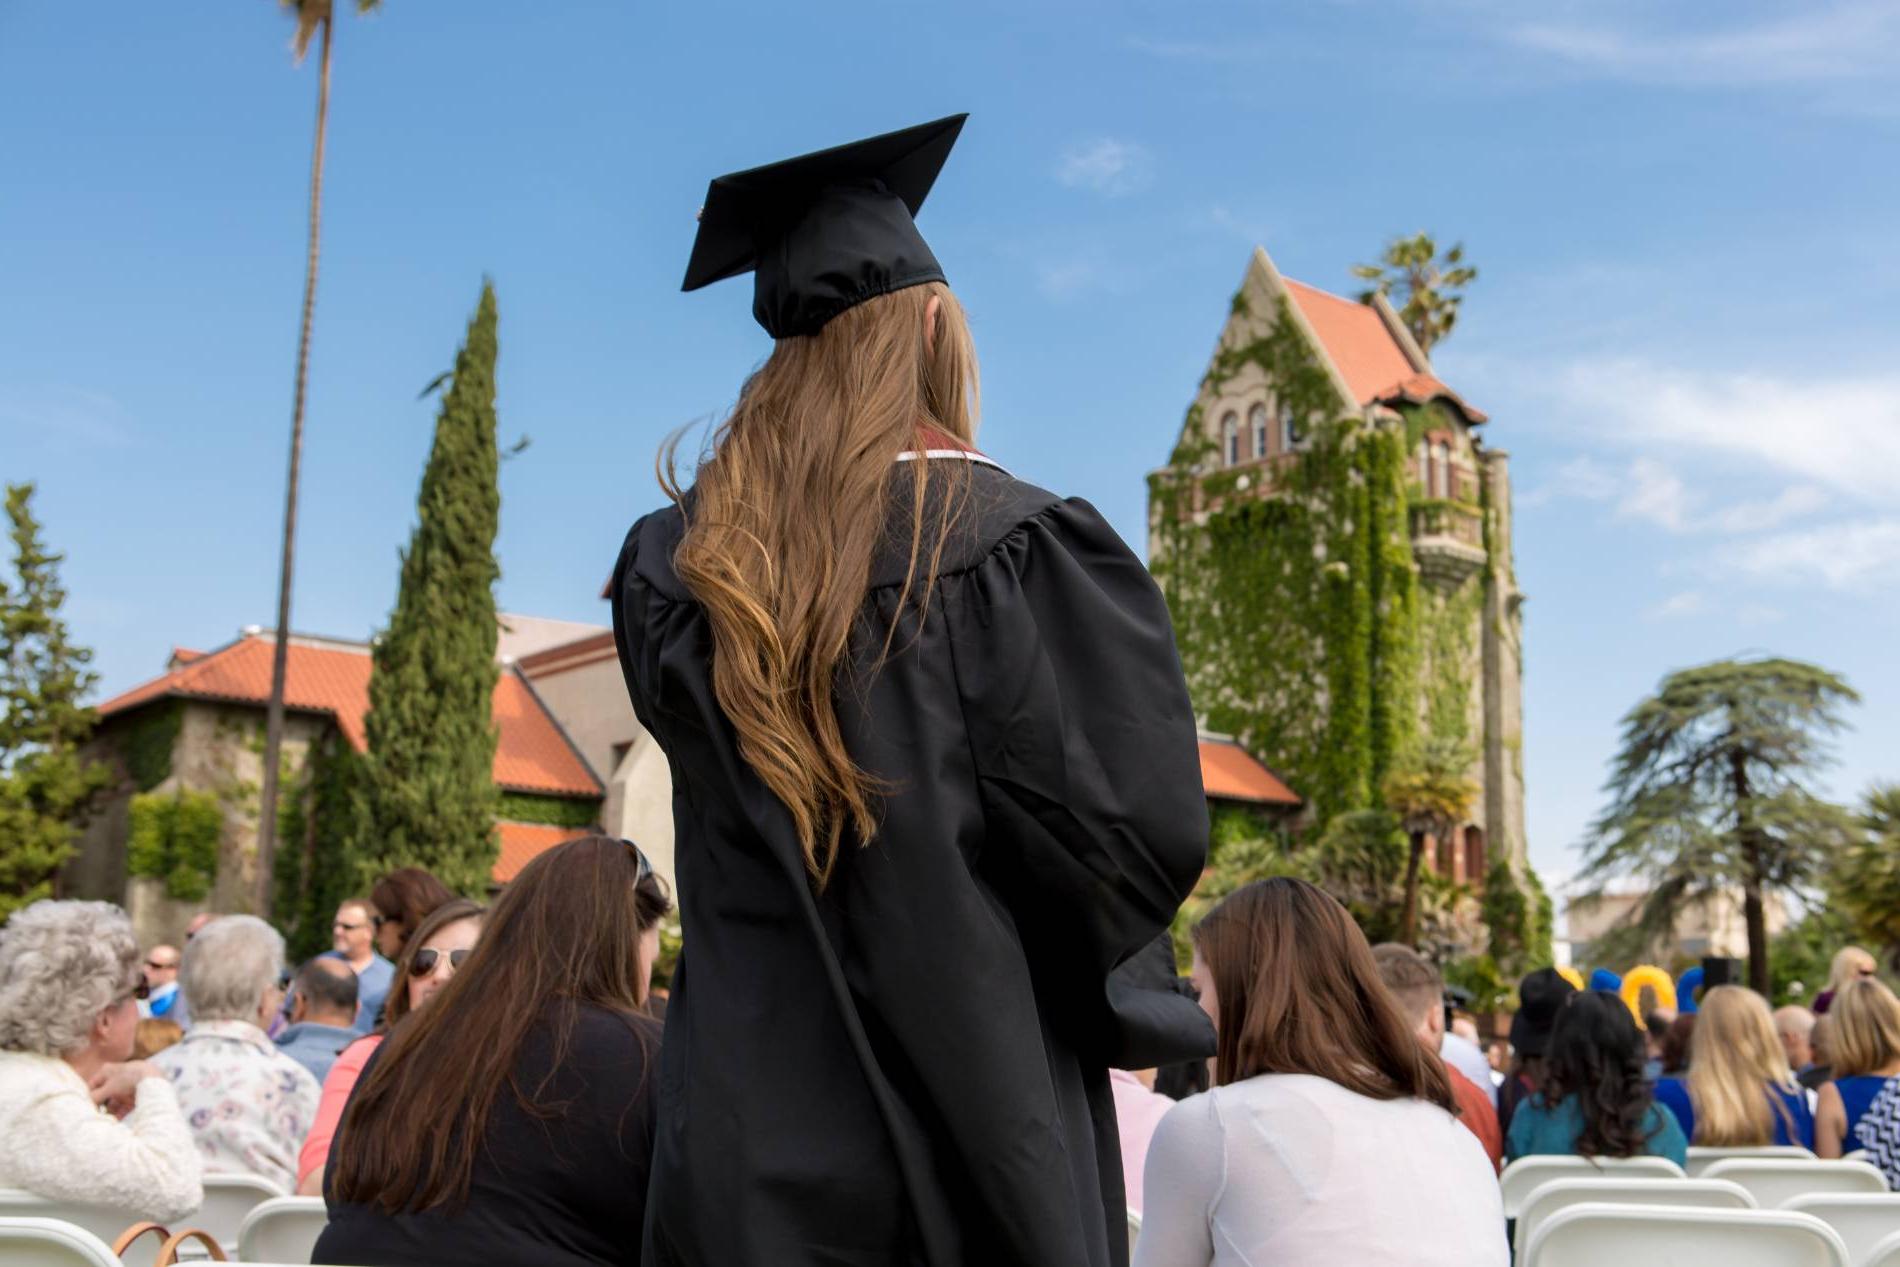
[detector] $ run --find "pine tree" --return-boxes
[0,485,111,918]
[1581,657,1858,994]
[358,284,502,893]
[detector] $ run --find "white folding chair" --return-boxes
[1783,1193,1900,1265]
[1866,1228,1900,1267]
[192,1172,285,1249]
[238,1195,330,1264]
[0,1217,119,1267]
[1499,1155,1686,1218]
[1704,1158,1889,1208]
[1686,1145,1816,1177]
[1523,1202,1848,1267]
[1514,1177,1754,1261]
[0,1191,152,1263]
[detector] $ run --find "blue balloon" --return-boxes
[1676,966,1704,1013]
[1589,968,1623,993]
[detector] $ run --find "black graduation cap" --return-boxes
[682,114,968,339]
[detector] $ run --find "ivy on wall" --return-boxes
[272,734,372,962]
[127,788,223,901]
[497,790,600,830]
[116,702,183,793]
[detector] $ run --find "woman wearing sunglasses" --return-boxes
[316,835,671,1267]
[296,898,484,1196]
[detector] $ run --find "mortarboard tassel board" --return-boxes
[682,114,968,339]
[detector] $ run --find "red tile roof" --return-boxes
[98,634,601,798]
[493,821,586,884]
[1281,279,1486,422]
[1199,737,1301,806]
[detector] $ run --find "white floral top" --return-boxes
[152,1019,320,1192]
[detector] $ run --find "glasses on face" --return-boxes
[333,920,369,933]
[123,981,150,1004]
[409,947,471,977]
[275,968,293,991]
[144,958,176,972]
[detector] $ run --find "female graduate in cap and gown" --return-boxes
[610,115,1212,1267]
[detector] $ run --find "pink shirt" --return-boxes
[1110,1069,1176,1215]
[297,1033,381,1188]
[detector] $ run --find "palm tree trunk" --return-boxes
[1400,831,1424,944]
[257,14,333,918]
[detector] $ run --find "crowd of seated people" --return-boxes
[6,852,1900,1267]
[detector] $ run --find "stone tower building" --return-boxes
[1148,246,1526,884]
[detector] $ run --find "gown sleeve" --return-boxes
[945,496,1209,1057]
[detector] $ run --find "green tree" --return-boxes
[1830,784,1900,965]
[1580,657,1858,995]
[1382,736,1478,945]
[1351,233,1478,355]
[1309,808,1409,943]
[256,0,386,915]
[358,283,502,893]
[0,485,111,918]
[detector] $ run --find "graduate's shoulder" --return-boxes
[867,461,1108,589]
[614,503,690,604]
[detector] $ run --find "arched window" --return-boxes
[1433,442,1451,497]
[1221,411,1240,466]
[1435,831,1456,880]
[1417,440,1431,489]
[1250,404,1269,459]
[1464,826,1486,884]
[1280,402,1302,451]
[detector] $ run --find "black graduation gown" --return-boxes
[610,461,1212,1267]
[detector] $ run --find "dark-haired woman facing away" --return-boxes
[314,836,672,1267]
[615,117,1211,1267]
[1505,989,1688,1165]
[1132,878,1507,1267]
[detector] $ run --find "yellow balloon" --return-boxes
[1556,966,1584,991]
[1621,965,1677,1027]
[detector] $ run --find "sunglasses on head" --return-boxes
[617,838,654,886]
[410,947,472,977]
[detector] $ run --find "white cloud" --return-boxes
[1710,485,1831,534]
[1645,590,1707,621]
[1506,0,1900,86]
[1035,258,1101,300]
[1617,458,1692,532]
[1055,139,1154,197]
[1727,519,1900,589]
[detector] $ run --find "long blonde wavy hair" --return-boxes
[1830,977,1900,1077]
[1688,985,1799,1145]
[662,281,979,886]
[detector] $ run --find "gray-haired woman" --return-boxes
[0,899,202,1220]
[151,914,320,1191]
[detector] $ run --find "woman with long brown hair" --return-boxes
[1506,990,1687,1164]
[295,897,484,1196]
[1132,878,1504,1266]
[315,836,671,1266]
[613,117,1211,1267]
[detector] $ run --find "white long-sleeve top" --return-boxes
[0,1050,203,1222]
[1133,1072,1507,1267]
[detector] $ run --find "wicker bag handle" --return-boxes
[111,1222,229,1264]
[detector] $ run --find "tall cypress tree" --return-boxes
[359,283,501,893]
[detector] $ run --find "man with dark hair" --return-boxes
[1373,942,1503,1172]
[275,958,360,1084]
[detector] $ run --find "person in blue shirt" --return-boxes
[1506,989,1688,1165]
[1816,977,1900,1156]
[319,899,394,1033]
[274,957,361,1084]
[1653,985,1814,1149]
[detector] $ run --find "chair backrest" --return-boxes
[1514,1178,1755,1260]
[193,1172,286,1248]
[0,1191,149,1263]
[1523,1202,1848,1267]
[0,1217,120,1267]
[1865,1228,1900,1267]
[1499,1155,1687,1218]
[1704,1158,1890,1208]
[239,1195,330,1265]
[1782,1194,1900,1264]
[1687,1145,1817,1177]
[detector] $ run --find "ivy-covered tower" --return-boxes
[1149,246,1527,888]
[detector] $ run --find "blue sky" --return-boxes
[5,0,1897,887]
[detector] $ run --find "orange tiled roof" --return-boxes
[493,820,587,884]
[98,634,601,798]
[1199,736,1301,806]
[1281,279,1486,422]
